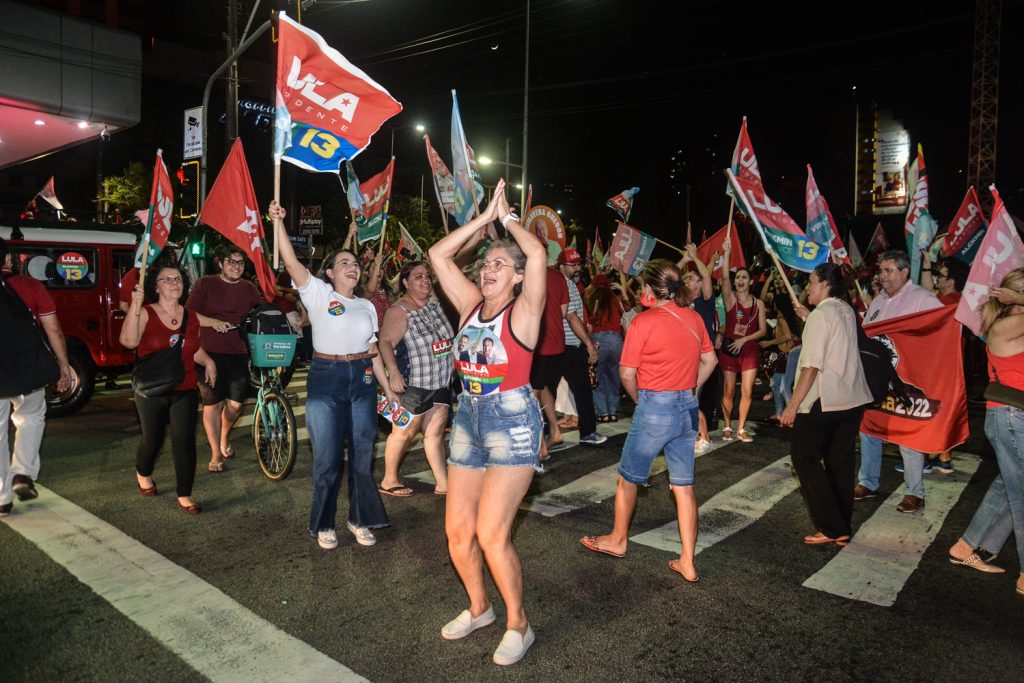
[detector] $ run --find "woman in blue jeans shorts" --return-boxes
[270,202,398,551]
[580,260,718,583]
[428,180,548,666]
[948,268,1024,596]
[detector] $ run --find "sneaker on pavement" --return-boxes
[0,502,12,517]
[694,438,713,455]
[441,606,496,640]
[579,432,608,446]
[346,520,377,546]
[12,474,38,501]
[493,625,536,666]
[896,495,925,513]
[317,530,338,550]
[933,459,955,475]
[894,461,933,474]
[853,484,878,501]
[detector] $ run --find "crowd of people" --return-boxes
[3,182,1024,667]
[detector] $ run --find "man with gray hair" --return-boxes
[855,249,942,513]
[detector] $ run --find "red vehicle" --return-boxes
[1,225,138,415]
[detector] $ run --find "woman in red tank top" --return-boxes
[120,266,216,515]
[948,268,1024,595]
[429,180,548,666]
[716,238,766,443]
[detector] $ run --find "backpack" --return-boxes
[241,303,293,338]
[0,275,60,396]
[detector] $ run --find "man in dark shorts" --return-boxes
[186,245,262,471]
[679,243,719,453]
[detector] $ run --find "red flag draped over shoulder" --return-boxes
[860,306,968,453]
[199,139,276,300]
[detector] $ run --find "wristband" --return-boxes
[501,213,518,228]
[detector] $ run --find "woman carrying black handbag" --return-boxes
[120,265,216,515]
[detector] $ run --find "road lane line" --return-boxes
[630,455,799,554]
[802,452,981,607]
[1,487,366,682]
[236,404,307,428]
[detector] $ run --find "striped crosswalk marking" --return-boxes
[802,452,981,606]
[630,455,799,554]
[2,487,365,682]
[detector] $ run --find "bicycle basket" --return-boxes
[243,304,297,368]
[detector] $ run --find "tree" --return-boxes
[97,162,148,212]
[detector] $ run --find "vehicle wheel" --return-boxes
[45,350,95,417]
[252,391,297,481]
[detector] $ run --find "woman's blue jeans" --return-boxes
[592,331,623,416]
[963,406,1024,568]
[305,357,389,534]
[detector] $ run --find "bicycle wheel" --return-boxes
[252,390,297,481]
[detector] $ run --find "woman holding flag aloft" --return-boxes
[717,236,766,442]
[428,178,547,666]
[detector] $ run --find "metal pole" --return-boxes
[200,19,272,205]
[852,91,859,215]
[520,0,530,210]
[505,137,510,185]
[390,127,395,158]
[226,0,239,144]
[419,173,425,224]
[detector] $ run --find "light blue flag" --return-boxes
[450,90,477,226]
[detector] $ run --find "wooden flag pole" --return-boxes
[766,249,801,309]
[273,163,281,269]
[654,237,687,256]
[724,196,736,244]
[137,233,153,291]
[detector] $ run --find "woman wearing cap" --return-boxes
[580,260,717,582]
[377,261,454,497]
[429,179,547,666]
[717,236,766,443]
[269,201,397,551]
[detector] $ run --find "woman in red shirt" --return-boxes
[120,266,216,515]
[580,260,718,583]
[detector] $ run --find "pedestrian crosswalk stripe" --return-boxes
[1,487,366,682]
[802,452,981,607]
[236,404,306,428]
[630,455,799,554]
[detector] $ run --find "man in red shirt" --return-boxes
[1,237,72,514]
[530,262,569,453]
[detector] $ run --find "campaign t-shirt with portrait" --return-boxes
[297,274,378,355]
[453,300,532,396]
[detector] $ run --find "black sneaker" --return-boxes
[0,502,12,516]
[12,475,38,501]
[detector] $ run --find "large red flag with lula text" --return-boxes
[199,139,276,300]
[860,306,968,453]
[695,224,746,279]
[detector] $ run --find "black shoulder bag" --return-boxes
[983,362,1024,409]
[0,275,60,396]
[132,311,189,398]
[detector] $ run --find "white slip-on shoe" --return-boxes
[441,606,496,640]
[317,530,338,550]
[492,625,535,666]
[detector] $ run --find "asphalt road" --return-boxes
[2,374,1022,682]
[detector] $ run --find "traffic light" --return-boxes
[188,238,205,258]
[178,160,200,219]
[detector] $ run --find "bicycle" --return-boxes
[247,326,299,481]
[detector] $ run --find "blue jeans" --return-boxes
[448,385,543,471]
[858,432,926,498]
[963,407,1024,568]
[619,390,699,487]
[592,331,623,416]
[770,372,787,416]
[784,345,801,397]
[305,357,389,533]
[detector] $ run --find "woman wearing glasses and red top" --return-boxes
[269,202,397,551]
[428,180,547,666]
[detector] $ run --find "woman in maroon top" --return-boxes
[120,266,217,515]
[587,273,629,421]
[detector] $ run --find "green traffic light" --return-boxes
[189,242,204,257]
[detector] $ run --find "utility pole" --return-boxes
[967,0,1001,213]
[225,0,240,145]
[521,0,530,211]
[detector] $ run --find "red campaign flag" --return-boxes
[866,222,889,259]
[695,224,746,279]
[37,176,64,211]
[860,306,968,453]
[135,151,175,267]
[805,165,849,264]
[943,186,988,264]
[199,139,276,300]
[730,116,762,187]
[955,186,1024,336]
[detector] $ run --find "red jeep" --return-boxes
[1,225,138,416]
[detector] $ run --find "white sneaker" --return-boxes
[493,625,535,666]
[441,606,496,640]
[579,432,608,446]
[694,438,712,454]
[346,520,376,546]
[317,530,338,550]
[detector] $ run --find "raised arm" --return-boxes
[719,236,735,307]
[427,190,502,318]
[268,201,309,289]
[686,243,713,300]
[496,182,548,346]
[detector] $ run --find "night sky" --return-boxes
[7,0,1024,255]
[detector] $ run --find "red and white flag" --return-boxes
[135,151,175,268]
[729,116,762,187]
[199,139,276,300]
[861,306,968,453]
[695,224,746,279]
[36,176,64,211]
[955,186,1024,336]
[866,222,889,260]
[943,186,988,264]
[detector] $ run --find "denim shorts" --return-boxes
[619,389,699,487]
[448,384,544,471]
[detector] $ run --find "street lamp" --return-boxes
[389,121,427,157]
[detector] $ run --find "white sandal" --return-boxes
[721,428,734,441]
[737,430,754,443]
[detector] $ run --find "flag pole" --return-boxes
[273,162,281,269]
[724,196,736,245]
[654,237,686,256]
[766,249,800,308]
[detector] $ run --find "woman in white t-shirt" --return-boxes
[270,201,398,551]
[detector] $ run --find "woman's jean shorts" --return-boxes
[448,384,544,472]
[619,389,700,487]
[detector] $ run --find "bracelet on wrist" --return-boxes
[501,213,518,228]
